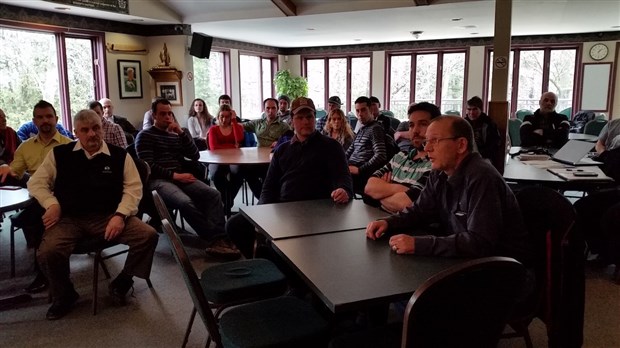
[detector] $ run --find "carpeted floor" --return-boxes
[1,199,619,348]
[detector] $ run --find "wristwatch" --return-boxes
[113,212,128,221]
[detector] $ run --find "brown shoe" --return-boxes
[205,238,241,260]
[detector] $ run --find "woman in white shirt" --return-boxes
[187,98,214,150]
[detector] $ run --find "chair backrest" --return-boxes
[316,109,327,119]
[558,107,572,119]
[401,257,527,348]
[516,109,533,121]
[132,157,156,220]
[508,118,523,146]
[444,110,461,116]
[381,110,395,118]
[242,131,257,147]
[388,116,400,130]
[161,219,222,345]
[515,186,584,346]
[583,119,607,136]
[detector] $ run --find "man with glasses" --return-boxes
[364,102,440,213]
[366,115,530,262]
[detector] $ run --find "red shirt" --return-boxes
[208,124,245,150]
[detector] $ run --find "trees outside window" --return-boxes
[239,54,275,119]
[193,51,227,111]
[0,26,103,130]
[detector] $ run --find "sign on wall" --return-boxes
[44,0,129,14]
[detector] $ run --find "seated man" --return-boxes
[242,98,291,197]
[464,96,500,160]
[366,115,531,263]
[28,109,158,320]
[136,98,239,258]
[0,100,73,293]
[364,102,440,213]
[88,101,128,148]
[100,97,138,137]
[17,119,74,141]
[316,95,342,133]
[595,118,620,154]
[520,91,570,148]
[346,96,387,192]
[227,97,353,258]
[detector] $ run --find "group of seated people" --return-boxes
[1,85,618,325]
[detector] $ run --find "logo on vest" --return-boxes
[102,165,112,174]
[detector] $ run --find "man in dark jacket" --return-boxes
[464,96,500,160]
[520,92,570,148]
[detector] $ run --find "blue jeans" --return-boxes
[150,179,225,241]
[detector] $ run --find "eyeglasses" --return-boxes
[422,137,458,148]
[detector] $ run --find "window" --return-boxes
[239,54,276,119]
[0,25,104,130]
[304,56,371,112]
[487,47,578,116]
[387,51,466,119]
[193,51,227,113]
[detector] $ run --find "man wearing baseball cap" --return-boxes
[316,95,343,133]
[227,96,353,258]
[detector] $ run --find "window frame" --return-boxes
[483,44,581,117]
[301,53,373,113]
[0,20,106,129]
[386,48,468,118]
[238,51,277,117]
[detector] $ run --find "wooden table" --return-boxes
[272,229,463,313]
[199,147,272,215]
[240,199,389,240]
[198,147,272,165]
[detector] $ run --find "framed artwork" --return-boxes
[156,81,183,106]
[117,60,143,99]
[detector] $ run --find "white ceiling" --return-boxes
[2,0,619,48]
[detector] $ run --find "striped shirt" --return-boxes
[372,149,431,195]
[135,126,199,180]
[345,120,387,176]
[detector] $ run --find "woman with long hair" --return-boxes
[324,108,354,150]
[187,98,213,150]
[207,104,245,210]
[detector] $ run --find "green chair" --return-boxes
[381,110,394,118]
[584,119,607,136]
[445,110,461,116]
[316,108,327,119]
[516,109,533,121]
[161,219,328,348]
[508,118,523,147]
[559,107,572,119]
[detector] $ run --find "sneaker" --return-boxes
[205,238,241,260]
[109,274,134,305]
[24,271,48,294]
[46,289,79,320]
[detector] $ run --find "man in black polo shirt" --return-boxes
[227,97,353,258]
[28,109,158,320]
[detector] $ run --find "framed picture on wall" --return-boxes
[117,60,143,99]
[156,81,183,106]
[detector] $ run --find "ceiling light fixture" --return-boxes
[470,32,479,35]
[410,30,423,39]
[54,7,70,10]
[451,18,463,22]
[130,19,145,22]
[306,28,315,31]
[353,39,361,42]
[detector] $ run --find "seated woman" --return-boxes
[323,108,354,150]
[207,104,245,209]
[187,98,213,151]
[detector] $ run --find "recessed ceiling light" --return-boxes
[612,25,620,28]
[54,7,70,10]
[470,32,479,35]
[451,18,463,22]
[306,28,315,31]
[353,39,361,42]
[130,19,144,22]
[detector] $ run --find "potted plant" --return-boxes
[273,70,308,100]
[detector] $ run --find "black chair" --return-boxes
[502,186,585,348]
[330,257,527,348]
[162,219,327,348]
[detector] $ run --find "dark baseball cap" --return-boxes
[291,97,316,114]
[328,96,342,106]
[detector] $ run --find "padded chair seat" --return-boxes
[200,259,287,304]
[220,296,328,348]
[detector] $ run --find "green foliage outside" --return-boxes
[274,70,308,100]
[193,54,225,114]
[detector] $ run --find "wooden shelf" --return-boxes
[147,68,182,82]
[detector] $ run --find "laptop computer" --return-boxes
[551,140,601,166]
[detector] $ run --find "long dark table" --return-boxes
[240,199,389,240]
[272,229,463,313]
